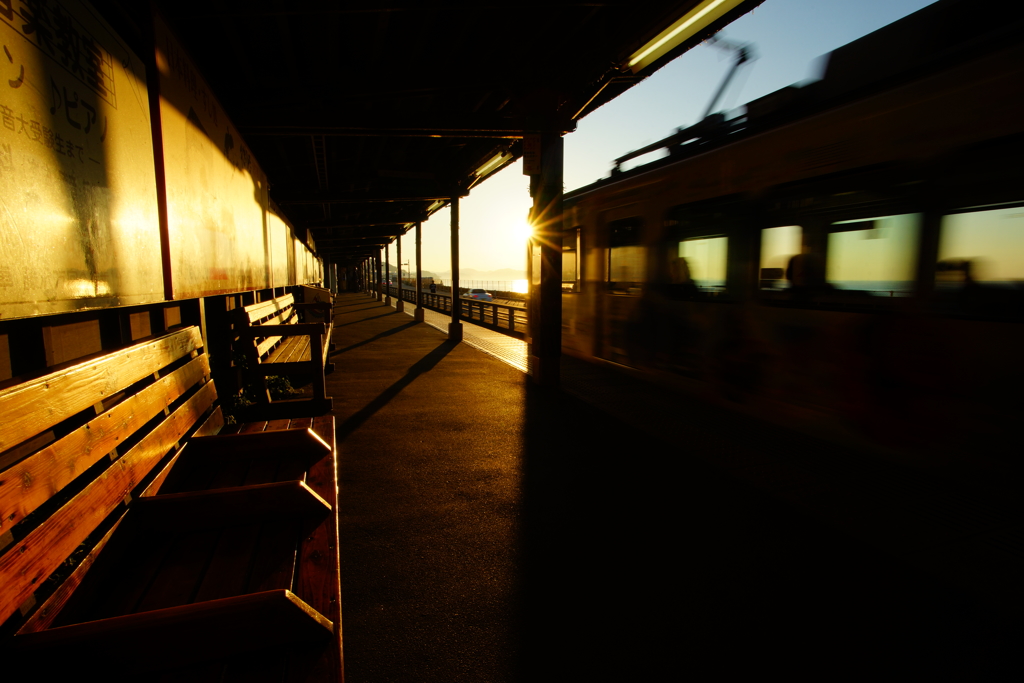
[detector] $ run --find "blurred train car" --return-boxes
[553,0,1024,476]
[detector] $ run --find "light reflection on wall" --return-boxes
[0,1,162,318]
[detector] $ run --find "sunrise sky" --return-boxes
[389,0,941,278]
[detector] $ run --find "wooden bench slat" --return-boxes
[0,327,204,453]
[157,429,329,495]
[297,414,343,679]
[236,294,333,414]
[141,406,225,499]
[0,355,212,530]
[13,589,332,671]
[17,513,125,635]
[83,531,177,624]
[3,326,341,681]
[256,335,284,358]
[247,521,302,594]
[50,480,331,623]
[0,380,218,626]
[181,428,331,460]
[263,308,298,328]
[243,294,296,325]
[192,526,264,604]
[135,529,222,614]
[136,481,331,531]
[268,336,311,364]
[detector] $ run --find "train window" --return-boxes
[563,227,580,293]
[678,236,728,293]
[759,225,802,289]
[937,206,1024,290]
[825,213,921,296]
[608,218,644,294]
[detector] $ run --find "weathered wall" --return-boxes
[0,1,322,321]
[0,0,163,318]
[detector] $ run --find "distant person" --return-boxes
[666,256,699,300]
[430,282,437,294]
[785,252,835,300]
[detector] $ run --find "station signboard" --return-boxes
[0,0,162,318]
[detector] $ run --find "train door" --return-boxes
[644,200,748,378]
[596,215,646,365]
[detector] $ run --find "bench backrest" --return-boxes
[299,286,333,322]
[240,294,300,359]
[0,327,222,629]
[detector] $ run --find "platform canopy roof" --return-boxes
[112,0,764,266]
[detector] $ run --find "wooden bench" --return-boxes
[0,327,343,681]
[236,293,335,416]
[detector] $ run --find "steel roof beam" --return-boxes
[238,115,575,138]
[275,193,457,204]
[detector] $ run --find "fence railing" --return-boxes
[385,285,526,338]
[406,280,527,302]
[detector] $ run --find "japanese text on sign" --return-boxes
[1,0,116,107]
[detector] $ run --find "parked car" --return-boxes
[462,288,493,302]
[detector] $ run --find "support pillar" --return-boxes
[384,243,392,305]
[449,195,463,342]
[375,250,383,301]
[396,233,405,312]
[528,132,563,386]
[415,221,425,322]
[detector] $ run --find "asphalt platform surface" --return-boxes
[328,291,1020,682]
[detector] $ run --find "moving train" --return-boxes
[554,0,1024,474]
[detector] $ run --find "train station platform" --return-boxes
[326,291,1020,682]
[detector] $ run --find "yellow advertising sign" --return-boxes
[268,208,294,288]
[153,13,270,298]
[0,0,162,319]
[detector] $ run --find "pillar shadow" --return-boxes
[335,339,457,442]
[516,359,1021,680]
[330,320,420,356]
[334,310,400,327]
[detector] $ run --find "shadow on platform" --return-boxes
[328,292,1019,682]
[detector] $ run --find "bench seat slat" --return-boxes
[136,480,331,531]
[0,327,203,453]
[0,380,218,627]
[268,336,311,364]
[17,513,125,635]
[185,427,330,459]
[46,480,331,624]
[158,429,330,495]
[136,529,222,614]
[13,589,332,672]
[192,525,264,604]
[295,414,342,678]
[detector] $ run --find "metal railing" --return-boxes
[386,285,526,339]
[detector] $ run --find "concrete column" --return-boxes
[376,250,383,301]
[528,132,563,386]
[415,220,425,322]
[396,233,405,312]
[449,195,463,342]
[384,243,392,305]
